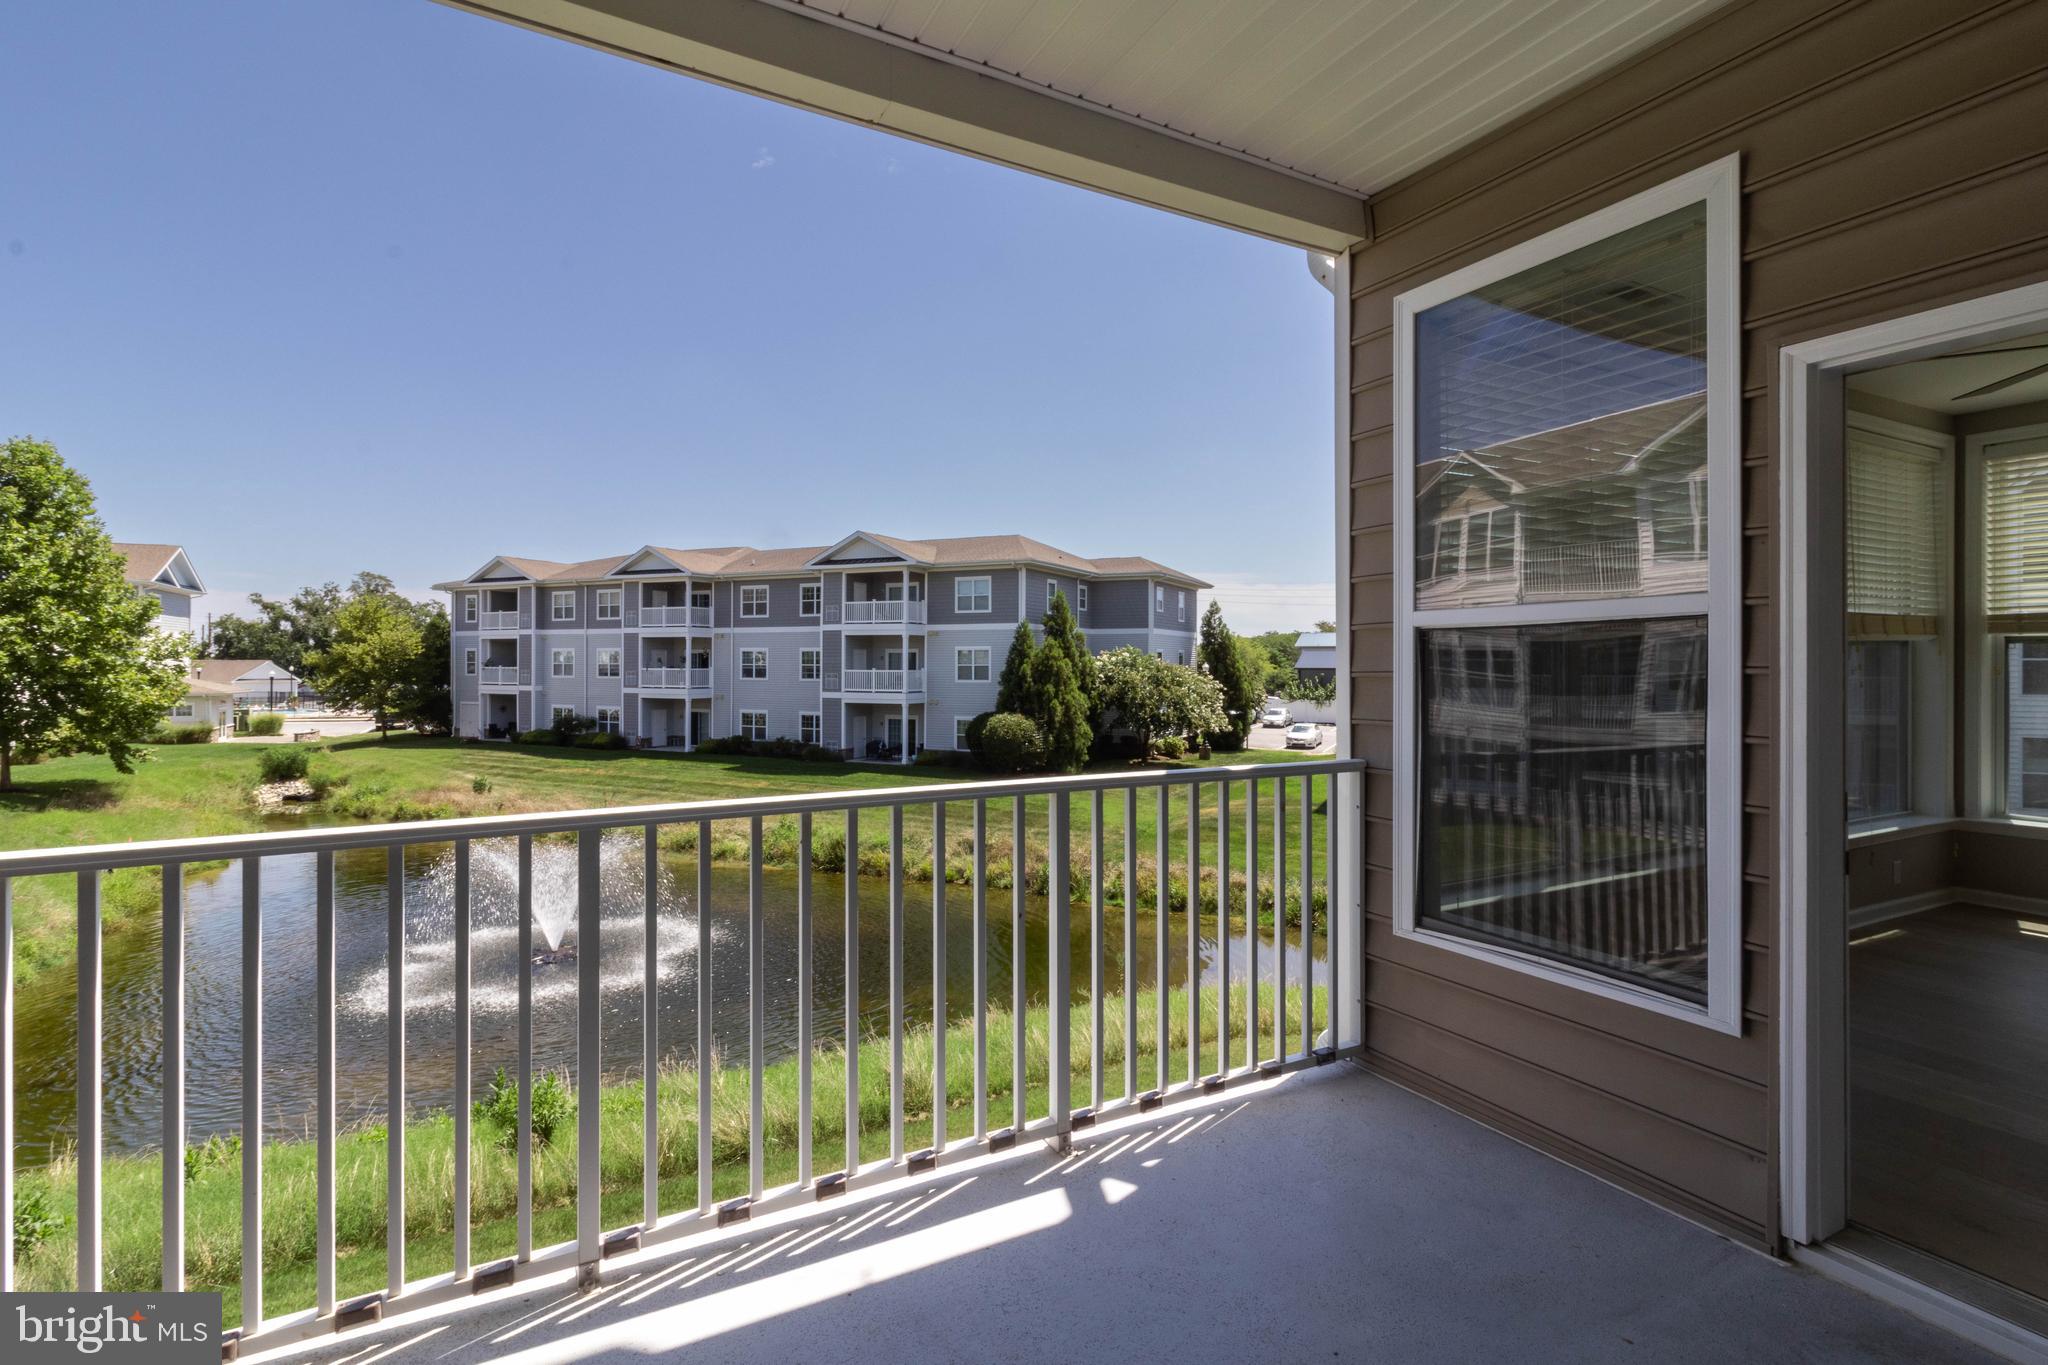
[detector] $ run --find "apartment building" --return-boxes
[439,531,1206,759]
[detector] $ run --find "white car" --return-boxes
[1284,722,1321,750]
[1260,705,1291,728]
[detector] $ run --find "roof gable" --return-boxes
[810,532,926,566]
[115,542,205,593]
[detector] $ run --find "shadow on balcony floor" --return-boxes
[270,1066,1993,1365]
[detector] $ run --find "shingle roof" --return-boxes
[191,659,297,686]
[113,542,182,585]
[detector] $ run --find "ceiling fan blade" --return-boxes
[1954,359,2048,403]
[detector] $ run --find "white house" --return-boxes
[114,541,235,736]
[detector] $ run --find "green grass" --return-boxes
[12,981,1324,1327]
[1,737,1337,986]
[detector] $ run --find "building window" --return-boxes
[956,647,991,682]
[170,702,196,719]
[1177,590,1186,623]
[692,587,712,611]
[955,576,992,613]
[955,716,973,749]
[740,710,768,742]
[800,648,822,680]
[596,648,621,679]
[1847,641,1910,820]
[594,706,621,735]
[1155,586,1165,615]
[1177,652,1186,666]
[1078,583,1089,611]
[2008,639,2048,815]
[741,649,767,680]
[464,649,477,676]
[551,590,574,622]
[552,705,575,724]
[1046,580,1057,612]
[463,595,477,623]
[551,648,574,678]
[799,712,822,745]
[800,582,822,617]
[1395,157,1739,1029]
[595,588,621,621]
[740,585,770,618]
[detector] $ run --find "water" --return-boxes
[11,831,1326,1158]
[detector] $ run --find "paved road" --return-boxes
[1244,720,1336,754]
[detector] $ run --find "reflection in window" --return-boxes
[2008,640,2048,814]
[1413,203,1708,610]
[1417,618,1709,1003]
[1846,641,1910,820]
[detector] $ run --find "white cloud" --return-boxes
[751,147,775,169]
[1192,572,1336,637]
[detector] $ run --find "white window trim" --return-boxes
[551,589,575,622]
[1177,590,1186,623]
[741,648,768,680]
[740,584,771,618]
[552,705,576,723]
[1046,580,1057,612]
[955,575,992,614]
[800,581,822,617]
[170,701,196,719]
[551,648,575,678]
[595,705,622,734]
[799,711,822,744]
[1389,153,1744,1036]
[597,648,621,678]
[1077,583,1089,611]
[954,716,973,749]
[739,709,768,742]
[463,594,477,623]
[464,649,477,676]
[800,648,822,680]
[956,646,991,682]
[595,588,622,621]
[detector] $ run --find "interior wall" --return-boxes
[1348,0,2048,1251]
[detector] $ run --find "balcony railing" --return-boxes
[842,668,925,694]
[842,601,925,626]
[479,664,520,686]
[480,610,523,630]
[642,605,712,629]
[0,761,1360,1355]
[1519,541,1640,600]
[641,666,712,691]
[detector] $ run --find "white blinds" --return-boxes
[1846,428,1945,630]
[1984,438,2048,625]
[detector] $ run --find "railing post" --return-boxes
[0,876,11,1292]
[1187,782,1200,1087]
[696,820,713,1212]
[798,812,814,1186]
[162,862,184,1292]
[1216,781,1231,1084]
[844,808,860,1177]
[1049,791,1071,1146]
[643,825,660,1226]
[1156,784,1169,1096]
[516,835,534,1260]
[1011,797,1027,1138]
[931,801,947,1154]
[454,842,472,1279]
[888,806,905,1163]
[748,816,766,1202]
[1247,777,1259,1072]
[243,856,263,1326]
[78,869,102,1292]
[316,851,336,1316]
[1088,789,1103,1114]
[576,828,602,1279]
[972,800,988,1140]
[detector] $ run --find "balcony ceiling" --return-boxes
[444,0,1735,250]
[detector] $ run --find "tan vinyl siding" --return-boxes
[1348,0,2048,1251]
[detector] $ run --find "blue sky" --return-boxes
[2,1,1334,635]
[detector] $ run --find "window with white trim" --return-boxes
[740,710,767,742]
[595,588,621,621]
[1046,580,1057,612]
[955,576,992,613]
[550,648,575,678]
[170,701,196,719]
[1984,436,2048,815]
[552,705,575,723]
[799,712,822,745]
[740,585,769,618]
[464,649,477,676]
[596,648,621,679]
[800,648,822,680]
[1155,586,1164,615]
[956,647,991,682]
[741,649,767,680]
[1395,158,1740,1029]
[594,706,621,735]
[463,594,477,623]
[1078,583,1089,611]
[800,582,822,617]
[954,716,973,749]
[1177,590,1185,623]
[551,590,574,621]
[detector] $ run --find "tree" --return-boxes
[1026,590,1093,772]
[390,602,452,734]
[1040,589,1097,709]
[1312,619,1338,634]
[1199,602,1263,750]
[306,594,426,739]
[995,622,1035,715]
[1094,647,1227,755]
[0,438,191,788]
[206,572,393,673]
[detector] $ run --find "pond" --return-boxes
[13,830,1326,1158]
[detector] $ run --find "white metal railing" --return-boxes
[842,669,925,694]
[640,667,710,690]
[479,664,519,685]
[0,760,1362,1355]
[842,601,925,625]
[480,610,522,630]
[1519,541,1640,600]
[642,606,712,628]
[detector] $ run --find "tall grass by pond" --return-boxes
[12,981,1323,1327]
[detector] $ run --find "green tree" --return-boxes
[207,572,393,673]
[391,603,452,734]
[306,594,426,739]
[0,438,191,788]
[1094,647,1227,755]
[1312,618,1338,634]
[1199,602,1263,750]
[1027,590,1093,772]
[995,621,1036,714]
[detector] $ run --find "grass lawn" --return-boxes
[1,736,1338,985]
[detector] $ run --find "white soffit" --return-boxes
[443,0,1732,248]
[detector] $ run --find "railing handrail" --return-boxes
[0,758,1367,876]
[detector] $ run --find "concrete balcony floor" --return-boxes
[266,1066,1993,1365]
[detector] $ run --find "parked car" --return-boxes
[1260,704,1291,728]
[1284,722,1321,750]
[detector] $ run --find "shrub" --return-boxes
[571,732,627,750]
[13,1182,64,1254]
[550,710,593,742]
[913,748,972,768]
[150,723,215,745]
[473,1066,573,1150]
[695,735,841,763]
[1154,735,1187,759]
[184,1132,240,1186]
[516,729,559,745]
[976,712,1044,772]
[242,713,284,736]
[963,711,995,761]
[256,746,311,783]
[471,775,492,794]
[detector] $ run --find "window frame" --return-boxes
[1177,590,1186,623]
[550,648,575,678]
[594,706,622,735]
[170,701,196,719]
[800,581,822,617]
[956,646,991,682]
[464,648,477,677]
[954,716,974,749]
[1960,423,2048,819]
[739,584,770,619]
[1078,583,1089,611]
[551,705,575,724]
[596,647,621,679]
[551,589,575,622]
[1389,154,1744,1035]
[799,711,822,746]
[800,647,822,681]
[955,575,992,613]
[740,648,768,680]
[594,587,622,621]
[463,594,477,624]
[739,710,768,742]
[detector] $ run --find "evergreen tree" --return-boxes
[0,438,191,788]
[1199,601,1261,750]
[996,621,1036,714]
[1030,590,1094,771]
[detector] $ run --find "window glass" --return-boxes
[740,585,769,617]
[740,711,767,742]
[595,588,621,620]
[801,648,822,680]
[741,649,767,679]
[957,647,991,682]
[1846,641,1910,820]
[551,648,574,677]
[955,716,973,748]
[800,713,822,745]
[597,648,621,678]
[2006,639,2048,814]
[801,583,822,616]
[1078,584,1089,610]
[595,706,621,735]
[1413,202,1708,610]
[1417,618,1709,1004]
[552,590,574,620]
[464,595,477,622]
[955,576,991,612]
